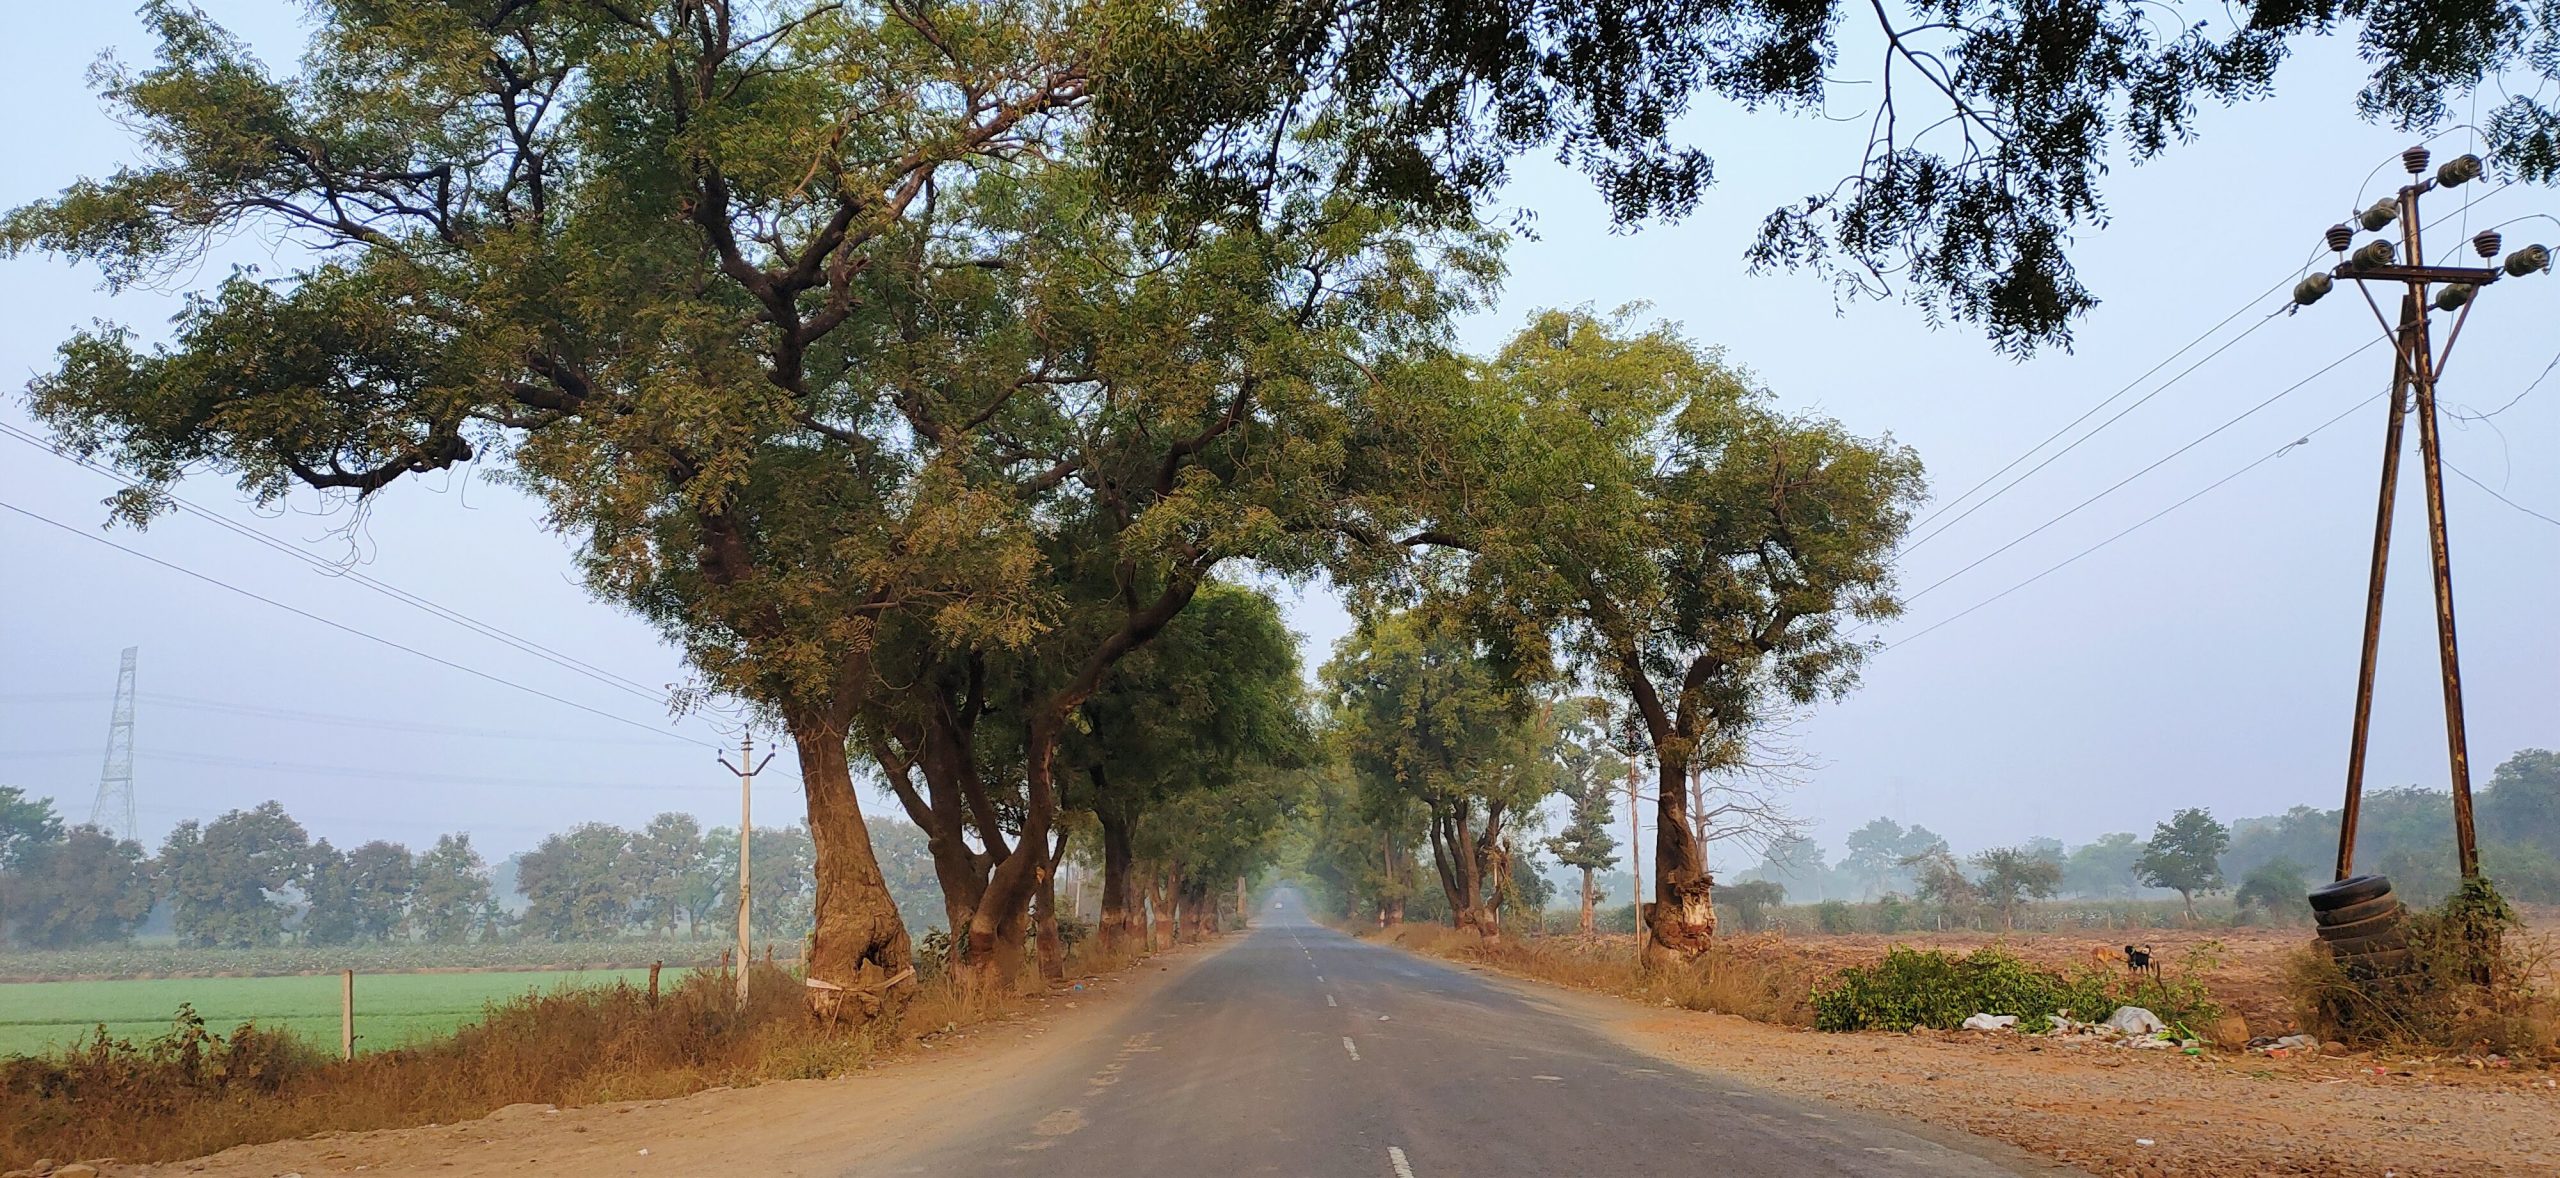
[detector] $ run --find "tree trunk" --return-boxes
[1236,874,1249,930]
[1097,793,1137,952]
[961,718,1062,993]
[1034,832,1068,983]
[1644,754,1716,967]
[1578,865,1596,937]
[794,723,916,1024]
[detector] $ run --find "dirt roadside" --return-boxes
[113,942,1232,1178]
[1452,957,2560,1178]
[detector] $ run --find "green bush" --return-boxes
[1815,900,1857,934]
[1812,946,2219,1032]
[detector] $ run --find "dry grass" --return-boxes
[1,938,1147,1170]
[1379,925,1819,1026]
[2287,882,2560,1057]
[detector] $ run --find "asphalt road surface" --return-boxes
[859,890,2048,1178]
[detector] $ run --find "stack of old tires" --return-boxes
[2309,874,2408,977]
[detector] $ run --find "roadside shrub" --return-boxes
[1812,946,2219,1033]
[2289,877,2559,1055]
[1815,900,1857,934]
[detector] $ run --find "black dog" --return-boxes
[2123,944,2158,975]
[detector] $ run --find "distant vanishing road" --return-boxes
[859,890,2049,1177]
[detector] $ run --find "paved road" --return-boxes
[859,890,2045,1177]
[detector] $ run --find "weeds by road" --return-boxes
[2,943,1151,1170]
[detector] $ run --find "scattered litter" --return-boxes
[1960,1013,2019,1031]
[1378,1014,1392,1021]
[637,1149,650,1157]
[2103,1007,2167,1036]
[2135,1138,2156,1147]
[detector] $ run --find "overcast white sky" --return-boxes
[3,5,2552,868]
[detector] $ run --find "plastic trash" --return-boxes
[2102,1006,2167,1035]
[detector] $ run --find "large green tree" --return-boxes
[6,0,1475,1007]
[1057,583,1310,950]
[1417,310,1922,963]
[2137,807,2231,920]
[159,801,311,949]
[517,823,634,941]
[1324,609,1552,939]
[412,833,493,944]
[0,787,70,939]
[4,825,157,949]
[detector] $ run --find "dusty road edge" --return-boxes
[129,936,1250,1178]
[1367,937,2084,1177]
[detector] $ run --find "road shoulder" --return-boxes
[124,939,1245,1178]
[1376,934,2560,1177]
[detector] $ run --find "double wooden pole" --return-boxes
[2334,172,2483,882]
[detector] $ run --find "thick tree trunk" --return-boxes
[1578,865,1596,937]
[1644,754,1716,967]
[961,719,1063,993]
[795,723,916,1024]
[1097,794,1137,952]
[1236,875,1249,930]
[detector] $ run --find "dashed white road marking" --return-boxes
[1387,1145,1417,1178]
[1314,974,1325,982]
[1342,1036,1360,1061]
[1531,1075,1563,1081]
[1326,994,1338,1007]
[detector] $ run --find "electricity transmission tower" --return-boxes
[90,645,138,840]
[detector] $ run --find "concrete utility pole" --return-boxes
[2301,144,2550,881]
[720,732,774,1007]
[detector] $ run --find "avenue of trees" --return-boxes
[7,0,2553,1015]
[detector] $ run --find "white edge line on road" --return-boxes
[1388,1145,1416,1178]
[1326,994,1337,1007]
[1342,1036,1359,1061]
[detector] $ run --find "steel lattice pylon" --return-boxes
[90,646,137,841]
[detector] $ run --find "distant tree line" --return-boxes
[0,790,945,951]
[1713,748,2559,927]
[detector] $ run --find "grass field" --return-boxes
[0,968,687,1058]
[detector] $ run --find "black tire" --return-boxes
[2316,908,2407,942]
[2308,874,2393,912]
[2315,895,2403,927]
[2326,928,2408,957]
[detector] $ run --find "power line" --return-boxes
[1901,335,2387,606]
[0,496,717,750]
[2446,460,2560,528]
[1888,386,2392,649]
[0,691,697,744]
[1905,178,2522,552]
[0,422,702,714]
[130,748,721,793]
[0,746,721,792]
[1903,285,2289,544]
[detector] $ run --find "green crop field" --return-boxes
[0,968,687,1059]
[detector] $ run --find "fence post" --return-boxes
[648,960,663,1006]
[340,969,355,1061]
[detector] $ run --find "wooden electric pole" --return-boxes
[720,732,774,1007]
[2310,144,2548,881]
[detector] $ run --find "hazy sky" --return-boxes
[3,4,2552,869]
